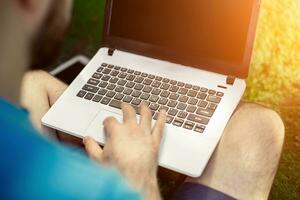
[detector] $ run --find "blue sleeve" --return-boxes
[0,107,141,200]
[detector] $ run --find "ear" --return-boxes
[17,0,51,35]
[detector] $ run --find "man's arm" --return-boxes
[20,70,67,137]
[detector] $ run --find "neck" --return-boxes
[0,5,30,105]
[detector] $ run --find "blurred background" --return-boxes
[54,0,299,199]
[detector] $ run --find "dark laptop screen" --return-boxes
[106,0,259,78]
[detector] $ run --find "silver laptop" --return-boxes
[42,0,261,177]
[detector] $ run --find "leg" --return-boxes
[185,103,285,199]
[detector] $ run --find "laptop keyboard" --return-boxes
[76,63,224,133]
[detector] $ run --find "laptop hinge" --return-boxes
[108,48,115,56]
[226,76,236,85]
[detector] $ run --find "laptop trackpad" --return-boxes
[84,109,123,144]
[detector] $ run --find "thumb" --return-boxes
[83,136,103,163]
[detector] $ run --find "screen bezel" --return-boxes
[102,0,261,79]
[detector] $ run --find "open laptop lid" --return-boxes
[102,0,260,79]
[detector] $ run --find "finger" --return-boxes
[139,102,152,130]
[152,110,167,146]
[103,117,120,138]
[83,136,103,162]
[121,103,137,124]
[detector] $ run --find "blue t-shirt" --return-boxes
[0,99,141,200]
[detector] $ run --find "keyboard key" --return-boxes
[168,108,178,116]
[159,106,169,112]
[99,81,108,88]
[158,97,168,105]
[106,91,116,98]
[155,76,163,81]
[101,63,108,67]
[179,88,188,95]
[132,98,142,105]
[167,100,177,108]
[183,121,195,130]
[173,118,184,127]
[82,85,99,93]
[121,67,127,72]
[200,87,208,92]
[125,81,135,88]
[117,79,127,86]
[128,69,134,74]
[134,71,141,75]
[208,90,216,95]
[151,88,161,95]
[198,100,208,108]
[187,114,209,125]
[170,93,179,100]
[84,93,94,100]
[109,77,118,84]
[87,79,100,86]
[208,103,217,110]
[148,74,155,79]
[143,79,153,85]
[123,96,133,103]
[108,64,114,69]
[192,86,201,91]
[118,72,127,79]
[161,90,170,98]
[177,111,188,119]
[77,90,87,98]
[115,86,124,93]
[166,115,174,124]
[170,80,177,85]
[197,93,207,100]
[126,74,135,81]
[179,95,189,103]
[194,124,206,133]
[114,66,121,70]
[97,67,104,73]
[141,73,148,77]
[98,88,108,95]
[143,86,152,93]
[123,88,133,95]
[134,77,144,83]
[102,68,111,74]
[177,103,187,110]
[161,83,170,90]
[185,84,192,89]
[107,84,116,90]
[186,105,197,113]
[149,103,160,111]
[196,108,214,117]
[188,98,198,105]
[101,97,111,105]
[169,85,179,92]
[187,90,197,97]
[216,92,224,97]
[134,84,144,90]
[114,93,124,101]
[101,75,110,81]
[92,95,102,102]
[151,81,161,88]
[207,95,221,103]
[132,90,142,97]
[92,73,102,79]
[177,82,184,87]
[149,95,159,102]
[141,93,150,100]
[110,70,119,76]
[162,78,170,83]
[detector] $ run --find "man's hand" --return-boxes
[83,103,166,200]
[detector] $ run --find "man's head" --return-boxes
[0,0,72,103]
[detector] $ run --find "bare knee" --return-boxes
[236,103,285,151]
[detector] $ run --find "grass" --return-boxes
[62,0,300,199]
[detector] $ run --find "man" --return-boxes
[0,0,285,200]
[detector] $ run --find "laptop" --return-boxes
[42,0,261,177]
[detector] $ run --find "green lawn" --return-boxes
[62,0,300,199]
